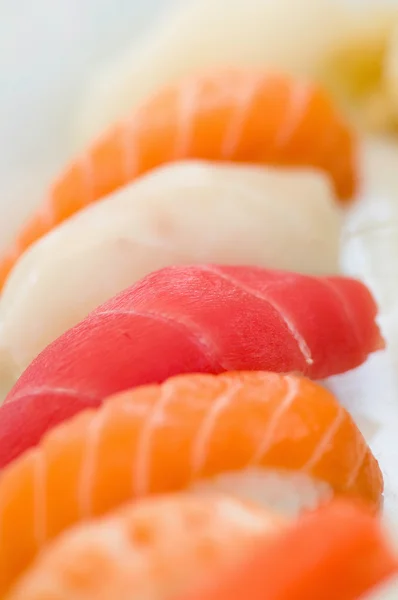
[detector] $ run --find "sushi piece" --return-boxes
[74,0,347,146]
[179,500,398,600]
[0,371,383,595]
[5,492,283,600]
[0,265,383,467]
[0,68,357,290]
[0,162,342,380]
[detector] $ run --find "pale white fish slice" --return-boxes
[73,0,347,147]
[0,161,341,394]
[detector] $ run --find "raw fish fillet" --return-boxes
[0,265,383,467]
[0,162,342,379]
[74,0,347,145]
[0,68,357,290]
[180,500,398,600]
[5,493,283,600]
[0,371,383,595]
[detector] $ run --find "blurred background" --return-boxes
[0,0,171,246]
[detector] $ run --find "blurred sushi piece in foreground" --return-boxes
[178,500,398,600]
[5,493,284,600]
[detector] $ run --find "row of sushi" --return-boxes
[70,0,398,381]
[0,67,356,393]
[0,263,388,597]
[4,491,398,599]
[0,58,392,598]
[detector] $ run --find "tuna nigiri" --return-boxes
[0,371,383,595]
[0,68,356,290]
[0,162,342,381]
[5,492,283,600]
[74,0,347,146]
[0,265,383,467]
[179,500,398,600]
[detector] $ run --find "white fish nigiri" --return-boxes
[0,161,341,389]
[74,0,346,147]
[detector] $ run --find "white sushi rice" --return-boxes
[188,467,333,518]
[365,577,398,600]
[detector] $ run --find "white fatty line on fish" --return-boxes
[7,385,100,407]
[344,442,369,491]
[301,403,345,472]
[199,265,314,366]
[221,76,260,159]
[276,82,311,148]
[132,382,175,497]
[96,307,228,370]
[321,277,363,348]
[249,375,298,464]
[78,406,107,519]
[33,450,48,550]
[190,379,244,478]
[37,194,55,229]
[173,78,198,158]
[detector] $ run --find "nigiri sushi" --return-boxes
[0,68,357,289]
[74,0,347,146]
[5,492,283,600]
[179,500,398,600]
[0,162,342,381]
[0,371,383,594]
[0,265,383,467]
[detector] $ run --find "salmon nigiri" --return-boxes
[0,265,383,468]
[75,0,347,146]
[0,162,342,383]
[0,68,356,290]
[0,372,383,595]
[179,500,398,600]
[5,493,284,600]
